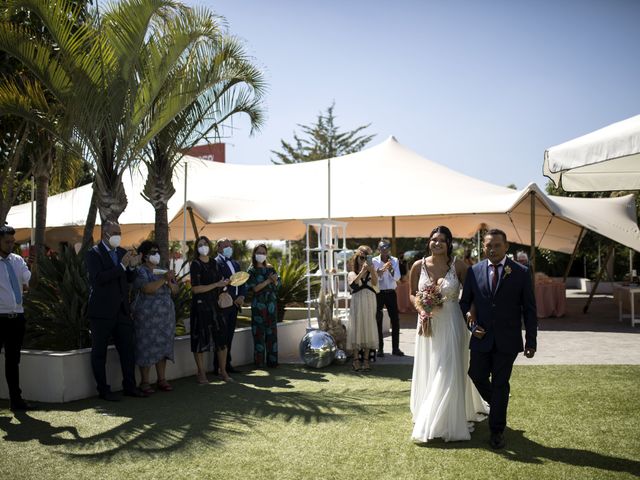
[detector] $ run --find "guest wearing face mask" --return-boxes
[246,243,280,368]
[131,241,179,394]
[86,221,145,401]
[213,238,246,375]
[190,236,231,383]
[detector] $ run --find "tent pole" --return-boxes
[563,227,585,283]
[186,206,199,239]
[30,175,35,245]
[182,162,187,250]
[327,158,331,220]
[583,243,615,313]
[391,216,397,257]
[529,192,536,276]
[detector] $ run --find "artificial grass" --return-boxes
[0,365,638,480]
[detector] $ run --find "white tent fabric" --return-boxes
[7,136,640,253]
[543,114,640,192]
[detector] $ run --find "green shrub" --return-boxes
[24,247,90,350]
[274,258,318,322]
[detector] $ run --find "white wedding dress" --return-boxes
[410,259,489,442]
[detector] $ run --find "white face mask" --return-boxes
[108,234,121,249]
[255,254,267,264]
[198,245,210,256]
[223,246,233,259]
[148,253,161,265]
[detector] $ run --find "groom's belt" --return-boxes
[379,289,396,293]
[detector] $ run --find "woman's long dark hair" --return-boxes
[428,225,453,264]
[193,235,213,261]
[251,243,268,268]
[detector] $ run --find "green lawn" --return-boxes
[1,365,639,480]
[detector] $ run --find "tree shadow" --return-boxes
[0,367,404,462]
[415,424,640,476]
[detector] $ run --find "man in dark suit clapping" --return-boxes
[460,229,537,450]
[86,221,146,401]
[214,238,246,374]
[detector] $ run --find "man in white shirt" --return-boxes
[372,240,403,356]
[0,225,32,411]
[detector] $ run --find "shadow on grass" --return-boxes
[0,365,407,461]
[415,423,640,476]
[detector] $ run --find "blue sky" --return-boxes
[186,0,640,190]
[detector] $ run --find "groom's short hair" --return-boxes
[486,228,507,243]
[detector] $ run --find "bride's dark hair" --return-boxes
[428,225,453,262]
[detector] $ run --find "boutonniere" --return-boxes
[503,265,512,277]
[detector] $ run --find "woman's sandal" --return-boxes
[157,380,173,392]
[139,383,155,395]
[362,361,371,371]
[352,360,362,371]
[197,375,209,385]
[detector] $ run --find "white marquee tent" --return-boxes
[7,137,640,253]
[543,114,640,192]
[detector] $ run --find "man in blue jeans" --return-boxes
[0,225,32,411]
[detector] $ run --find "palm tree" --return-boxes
[140,16,265,263]
[0,0,92,261]
[0,0,243,241]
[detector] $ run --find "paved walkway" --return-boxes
[374,290,640,366]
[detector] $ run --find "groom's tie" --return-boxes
[490,263,499,294]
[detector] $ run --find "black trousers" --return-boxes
[468,345,518,434]
[0,314,26,401]
[213,305,238,372]
[375,289,400,352]
[90,309,136,395]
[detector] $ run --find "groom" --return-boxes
[460,229,537,449]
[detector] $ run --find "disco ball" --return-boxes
[333,349,347,365]
[299,330,337,368]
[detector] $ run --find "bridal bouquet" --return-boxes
[414,284,443,337]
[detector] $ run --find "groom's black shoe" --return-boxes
[490,432,505,449]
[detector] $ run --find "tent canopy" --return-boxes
[7,136,640,253]
[543,114,640,192]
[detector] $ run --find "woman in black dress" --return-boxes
[190,236,231,383]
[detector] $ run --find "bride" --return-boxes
[409,226,489,442]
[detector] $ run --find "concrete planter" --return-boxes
[0,318,309,403]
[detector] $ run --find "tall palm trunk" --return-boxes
[143,147,176,265]
[81,189,98,251]
[155,203,169,266]
[33,150,52,270]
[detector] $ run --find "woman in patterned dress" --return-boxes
[190,236,232,383]
[132,240,179,394]
[246,243,280,367]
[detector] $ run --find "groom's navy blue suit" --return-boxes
[460,257,537,434]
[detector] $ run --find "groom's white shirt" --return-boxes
[487,256,507,291]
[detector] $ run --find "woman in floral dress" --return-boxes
[246,243,280,367]
[132,240,179,393]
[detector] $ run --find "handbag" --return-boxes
[218,290,233,309]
